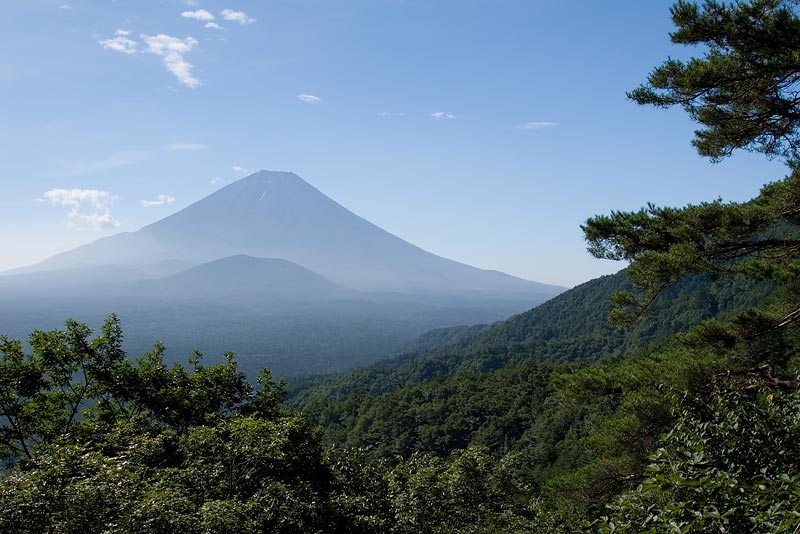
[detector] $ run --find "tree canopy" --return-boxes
[582,1,800,530]
[586,0,800,346]
[629,0,800,165]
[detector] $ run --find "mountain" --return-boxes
[12,170,564,298]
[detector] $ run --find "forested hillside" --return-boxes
[288,268,778,499]
[292,269,774,412]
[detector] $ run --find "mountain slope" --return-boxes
[291,270,777,448]
[15,170,564,298]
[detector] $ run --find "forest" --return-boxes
[3,0,800,531]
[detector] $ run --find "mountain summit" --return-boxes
[16,171,563,297]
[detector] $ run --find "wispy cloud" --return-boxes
[232,165,248,175]
[98,30,138,54]
[220,9,257,25]
[38,189,120,230]
[431,112,460,120]
[181,9,214,21]
[141,194,175,208]
[99,31,201,88]
[297,94,321,104]
[185,0,199,5]
[205,22,223,30]
[518,121,557,130]
[60,4,72,10]
[211,177,225,187]
[165,142,208,151]
[54,150,149,177]
[140,33,200,88]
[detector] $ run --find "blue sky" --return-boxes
[0,0,787,287]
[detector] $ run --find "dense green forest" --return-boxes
[4,0,800,531]
[290,270,775,461]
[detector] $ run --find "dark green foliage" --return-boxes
[0,315,127,462]
[578,0,800,527]
[0,415,335,534]
[293,270,773,467]
[318,362,559,460]
[0,318,345,533]
[288,268,788,529]
[325,445,569,534]
[598,383,800,533]
[385,447,544,533]
[583,175,800,328]
[0,318,558,533]
[629,0,800,164]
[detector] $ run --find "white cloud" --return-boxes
[185,0,199,5]
[210,177,225,187]
[60,4,72,9]
[99,31,201,88]
[141,194,175,208]
[232,165,248,175]
[182,9,214,21]
[431,112,460,120]
[205,22,223,30]
[518,121,557,130]
[297,94,321,104]
[165,142,208,151]
[98,33,138,54]
[39,188,120,230]
[140,33,200,88]
[220,9,256,25]
[54,151,149,177]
